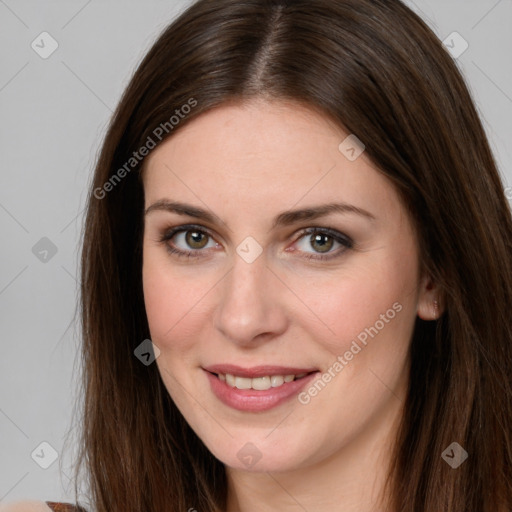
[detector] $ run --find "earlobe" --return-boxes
[417,275,444,321]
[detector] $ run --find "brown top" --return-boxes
[45,502,87,512]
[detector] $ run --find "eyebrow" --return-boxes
[144,199,376,229]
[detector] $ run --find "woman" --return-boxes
[4,0,511,510]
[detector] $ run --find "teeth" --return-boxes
[234,377,252,390]
[270,375,284,387]
[217,372,310,390]
[252,376,271,390]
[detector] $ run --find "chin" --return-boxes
[200,430,319,473]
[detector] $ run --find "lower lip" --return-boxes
[204,370,319,412]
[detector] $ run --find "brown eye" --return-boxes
[294,227,353,261]
[160,225,218,259]
[185,230,209,249]
[309,233,334,253]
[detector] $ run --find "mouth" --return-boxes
[208,370,315,390]
[202,364,320,412]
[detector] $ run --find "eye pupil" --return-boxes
[311,233,333,253]
[186,230,208,249]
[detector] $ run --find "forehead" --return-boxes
[145,99,341,175]
[142,99,402,226]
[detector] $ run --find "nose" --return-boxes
[213,249,288,348]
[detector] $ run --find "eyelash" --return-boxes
[158,224,354,262]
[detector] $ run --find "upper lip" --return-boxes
[203,364,319,378]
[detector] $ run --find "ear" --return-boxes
[417,274,445,321]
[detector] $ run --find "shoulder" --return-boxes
[0,501,52,512]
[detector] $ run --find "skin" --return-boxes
[0,502,54,511]
[141,98,442,512]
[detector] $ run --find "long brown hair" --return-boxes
[69,0,512,510]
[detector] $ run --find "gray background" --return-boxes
[1,0,511,505]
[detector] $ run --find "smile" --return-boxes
[217,372,309,390]
[202,365,320,412]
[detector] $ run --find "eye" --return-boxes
[292,227,353,261]
[159,224,353,261]
[159,225,219,259]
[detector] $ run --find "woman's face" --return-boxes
[142,98,434,472]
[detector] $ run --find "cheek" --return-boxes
[292,251,417,358]
[142,250,205,351]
